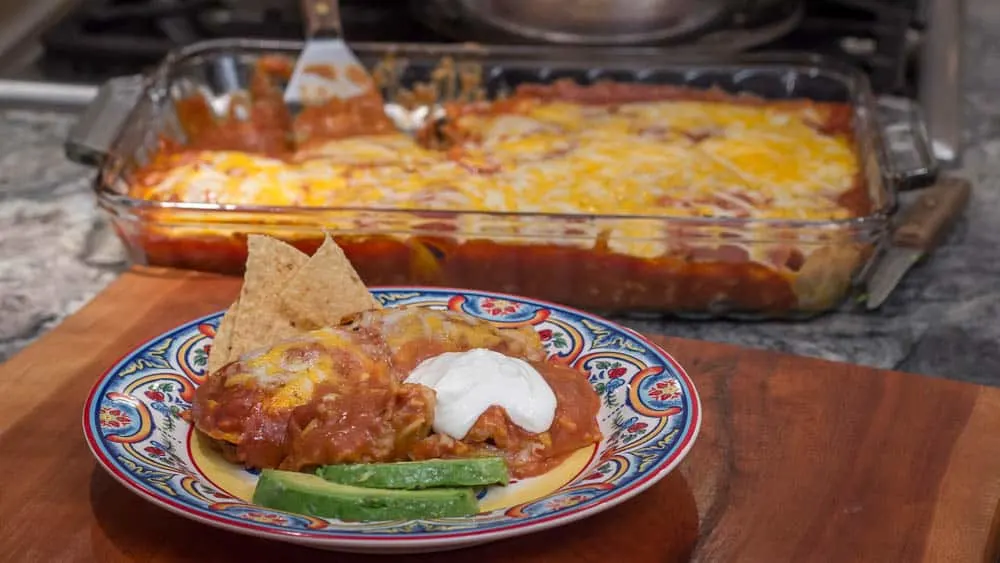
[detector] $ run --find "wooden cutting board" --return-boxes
[2,268,1000,563]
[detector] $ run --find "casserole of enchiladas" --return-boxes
[77,42,900,318]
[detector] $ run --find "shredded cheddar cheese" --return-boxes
[136,98,861,259]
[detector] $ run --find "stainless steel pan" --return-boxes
[449,0,796,45]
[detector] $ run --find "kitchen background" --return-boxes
[0,0,996,385]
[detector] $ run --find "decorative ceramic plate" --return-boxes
[83,288,701,554]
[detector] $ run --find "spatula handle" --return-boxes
[301,0,342,38]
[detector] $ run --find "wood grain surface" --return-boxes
[1,268,999,563]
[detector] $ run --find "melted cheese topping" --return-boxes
[136,99,861,259]
[222,329,364,412]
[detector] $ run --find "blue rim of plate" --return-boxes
[83,287,701,549]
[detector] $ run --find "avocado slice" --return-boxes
[252,469,479,521]
[317,458,510,490]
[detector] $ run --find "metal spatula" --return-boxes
[284,0,372,105]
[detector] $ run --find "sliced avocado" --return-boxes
[252,469,478,521]
[317,457,510,490]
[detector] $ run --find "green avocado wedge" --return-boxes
[252,469,479,522]
[317,457,510,490]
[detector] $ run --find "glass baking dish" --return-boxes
[65,39,936,319]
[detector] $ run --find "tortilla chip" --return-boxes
[207,300,239,374]
[278,234,380,330]
[227,235,310,359]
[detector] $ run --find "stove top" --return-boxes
[37,0,922,95]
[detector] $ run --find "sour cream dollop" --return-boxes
[404,348,557,439]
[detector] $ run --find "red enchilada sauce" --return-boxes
[171,56,396,157]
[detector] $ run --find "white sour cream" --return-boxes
[404,348,557,439]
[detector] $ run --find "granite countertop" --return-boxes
[2,1,999,386]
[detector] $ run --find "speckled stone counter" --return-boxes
[0,110,126,361]
[2,1,999,385]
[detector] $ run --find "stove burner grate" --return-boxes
[38,0,921,96]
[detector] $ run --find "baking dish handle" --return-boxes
[65,74,145,167]
[875,96,938,190]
